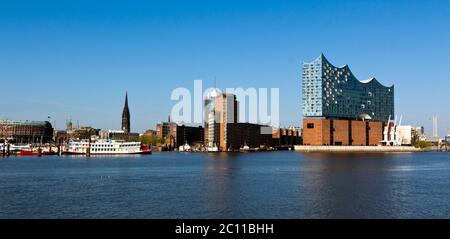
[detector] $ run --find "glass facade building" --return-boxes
[302,54,394,122]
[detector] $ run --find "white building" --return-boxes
[397,125,413,146]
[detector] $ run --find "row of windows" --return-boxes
[71,144,140,148]
[302,57,394,121]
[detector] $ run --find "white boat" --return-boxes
[206,143,219,152]
[206,146,219,152]
[240,142,250,151]
[65,139,151,155]
[9,144,33,152]
[179,143,191,152]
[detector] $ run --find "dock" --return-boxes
[294,145,425,153]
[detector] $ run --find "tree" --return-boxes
[140,134,164,145]
[414,141,432,149]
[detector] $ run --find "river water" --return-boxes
[0,151,449,218]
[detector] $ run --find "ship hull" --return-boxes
[63,150,152,155]
[11,151,56,156]
[65,139,152,156]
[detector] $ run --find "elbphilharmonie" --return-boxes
[302,54,395,146]
[302,54,394,122]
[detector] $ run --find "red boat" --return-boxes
[141,145,152,154]
[8,144,56,156]
[15,150,35,156]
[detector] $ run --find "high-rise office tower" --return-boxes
[204,90,239,149]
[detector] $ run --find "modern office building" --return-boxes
[302,54,394,146]
[302,54,394,122]
[204,90,239,149]
[0,120,54,143]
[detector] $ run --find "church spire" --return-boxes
[122,91,130,133]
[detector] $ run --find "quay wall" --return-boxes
[294,145,424,153]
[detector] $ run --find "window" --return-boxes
[307,123,314,129]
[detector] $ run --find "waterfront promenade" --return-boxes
[294,145,424,153]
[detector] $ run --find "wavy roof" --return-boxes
[310,53,394,89]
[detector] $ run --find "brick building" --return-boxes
[272,128,302,146]
[302,119,384,146]
[225,123,273,150]
[100,130,140,142]
[176,125,204,147]
[301,54,394,146]
[68,126,100,140]
[0,120,54,143]
[156,122,204,148]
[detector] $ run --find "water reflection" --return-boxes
[1,152,450,218]
[200,153,235,217]
[297,152,402,218]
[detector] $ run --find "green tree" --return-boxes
[414,141,432,149]
[140,134,164,145]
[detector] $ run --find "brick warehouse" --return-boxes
[302,119,385,146]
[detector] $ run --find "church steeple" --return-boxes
[122,91,130,133]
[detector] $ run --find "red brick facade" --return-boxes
[303,119,331,146]
[351,121,366,146]
[332,120,350,145]
[368,122,384,146]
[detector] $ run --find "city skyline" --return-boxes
[1,0,450,135]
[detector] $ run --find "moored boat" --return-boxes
[179,143,191,152]
[206,143,219,152]
[8,144,56,156]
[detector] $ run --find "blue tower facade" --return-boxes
[302,54,394,122]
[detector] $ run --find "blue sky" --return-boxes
[1,0,449,135]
